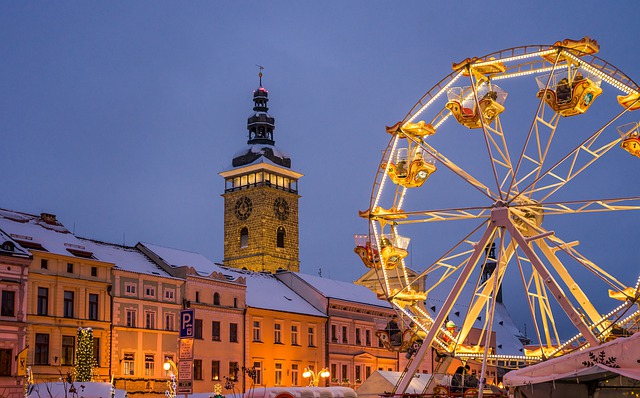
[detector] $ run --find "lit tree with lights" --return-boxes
[75,328,95,382]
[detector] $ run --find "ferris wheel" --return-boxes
[355,37,640,385]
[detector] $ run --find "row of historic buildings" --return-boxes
[0,207,414,398]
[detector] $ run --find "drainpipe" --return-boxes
[242,306,247,393]
[325,299,330,386]
[107,284,114,381]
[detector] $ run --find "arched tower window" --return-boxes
[240,227,249,248]
[276,227,286,248]
[213,292,220,306]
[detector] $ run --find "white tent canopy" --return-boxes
[503,332,640,387]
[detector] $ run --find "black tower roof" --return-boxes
[232,72,292,168]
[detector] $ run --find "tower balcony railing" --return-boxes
[224,181,298,194]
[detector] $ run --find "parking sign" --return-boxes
[180,309,194,338]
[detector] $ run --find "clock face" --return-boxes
[234,197,253,220]
[273,197,289,221]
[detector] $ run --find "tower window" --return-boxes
[213,292,220,306]
[240,227,249,248]
[276,227,285,248]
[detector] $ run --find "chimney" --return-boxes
[40,213,57,225]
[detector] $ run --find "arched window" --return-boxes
[213,292,220,306]
[276,227,285,248]
[240,227,249,248]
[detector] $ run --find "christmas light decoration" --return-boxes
[75,327,95,382]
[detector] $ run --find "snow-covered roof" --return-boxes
[0,208,95,259]
[79,238,173,277]
[232,144,290,162]
[226,269,327,317]
[295,272,392,309]
[139,242,219,275]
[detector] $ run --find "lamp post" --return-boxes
[163,359,178,398]
[302,368,330,387]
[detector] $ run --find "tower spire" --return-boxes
[256,64,264,87]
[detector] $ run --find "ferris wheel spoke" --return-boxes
[514,105,635,203]
[411,136,499,200]
[535,196,640,216]
[542,232,630,293]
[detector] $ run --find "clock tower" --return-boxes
[220,75,302,273]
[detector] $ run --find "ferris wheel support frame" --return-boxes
[394,202,603,395]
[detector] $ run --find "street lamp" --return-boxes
[302,367,330,387]
[164,359,178,398]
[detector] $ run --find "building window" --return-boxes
[308,326,316,347]
[211,360,220,381]
[342,326,348,344]
[91,266,97,277]
[164,289,175,301]
[144,286,155,298]
[88,293,99,320]
[276,227,285,248]
[37,287,48,316]
[252,320,261,342]
[366,330,371,346]
[240,227,249,248]
[212,321,221,341]
[1,290,15,317]
[355,365,362,383]
[165,313,175,331]
[193,359,202,380]
[341,364,349,383]
[195,319,203,339]
[291,364,299,386]
[275,363,283,385]
[291,325,299,345]
[233,297,238,308]
[93,338,100,366]
[126,309,137,328]
[67,263,73,273]
[124,353,135,375]
[274,322,282,344]
[252,361,262,385]
[331,364,337,382]
[195,291,200,303]
[63,291,74,318]
[213,292,220,306]
[229,362,238,381]
[40,259,48,270]
[124,283,137,296]
[331,324,337,342]
[145,354,154,376]
[61,336,75,365]
[356,328,362,345]
[230,323,238,342]
[145,311,156,329]
[365,366,372,379]
[0,349,11,376]
[34,333,49,365]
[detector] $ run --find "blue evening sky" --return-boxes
[1,1,639,334]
